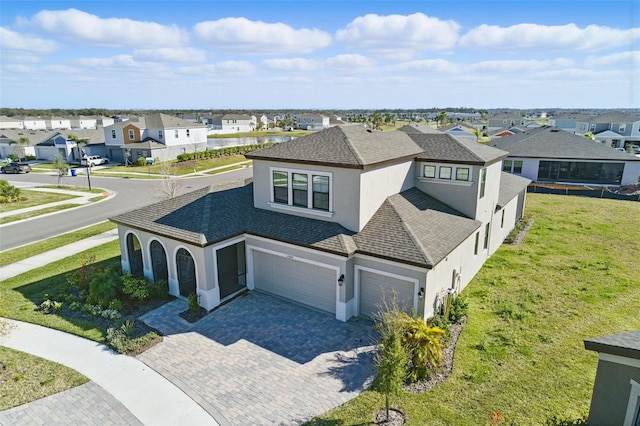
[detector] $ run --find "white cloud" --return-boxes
[324,54,376,70]
[472,58,574,73]
[261,58,318,72]
[4,64,36,73]
[75,55,157,69]
[45,65,80,74]
[460,23,640,52]
[193,17,331,55]
[133,47,207,63]
[0,27,60,53]
[179,61,255,75]
[335,13,460,59]
[585,50,640,66]
[392,59,458,73]
[29,8,188,48]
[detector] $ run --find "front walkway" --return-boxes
[0,319,217,425]
[138,292,378,425]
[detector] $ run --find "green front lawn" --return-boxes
[208,129,313,138]
[309,194,640,425]
[0,190,75,213]
[91,155,249,177]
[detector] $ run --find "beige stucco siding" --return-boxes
[359,160,414,231]
[414,162,478,218]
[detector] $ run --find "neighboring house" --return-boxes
[438,122,478,143]
[488,126,526,139]
[487,114,526,131]
[0,130,36,159]
[0,116,24,130]
[549,113,589,133]
[21,117,47,131]
[110,125,529,322]
[34,129,105,162]
[294,113,330,130]
[488,126,640,186]
[46,117,72,130]
[584,330,640,426]
[207,114,256,133]
[70,116,99,129]
[103,113,207,163]
[576,112,640,148]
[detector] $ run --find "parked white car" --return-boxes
[81,156,109,167]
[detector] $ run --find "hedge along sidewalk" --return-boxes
[0,319,218,426]
[0,229,119,281]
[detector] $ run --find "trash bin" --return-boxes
[70,168,76,177]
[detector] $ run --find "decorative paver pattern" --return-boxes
[0,382,142,426]
[138,292,378,425]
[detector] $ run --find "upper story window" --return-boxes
[186,129,190,138]
[175,130,179,138]
[503,159,523,174]
[271,168,331,213]
[456,168,469,181]
[619,124,626,133]
[158,130,163,140]
[513,161,523,174]
[423,165,436,178]
[128,129,135,140]
[502,160,512,172]
[479,168,487,198]
[439,166,452,180]
[111,130,116,139]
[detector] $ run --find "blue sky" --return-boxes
[1,0,638,110]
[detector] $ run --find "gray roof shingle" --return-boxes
[111,182,480,269]
[246,126,424,168]
[497,172,531,209]
[584,330,640,360]
[410,134,508,165]
[489,126,640,161]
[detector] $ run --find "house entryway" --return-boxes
[216,241,247,299]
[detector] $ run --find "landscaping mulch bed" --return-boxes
[403,317,467,394]
[375,407,406,425]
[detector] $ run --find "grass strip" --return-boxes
[0,191,76,213]
[0,221,117,267]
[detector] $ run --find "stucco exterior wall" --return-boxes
[414,162,478,218]
[588,357,640,426]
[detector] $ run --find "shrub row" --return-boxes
[176,142,274,162]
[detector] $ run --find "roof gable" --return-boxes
[410,133,507,165]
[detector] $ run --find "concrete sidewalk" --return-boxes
[0,318,218,425]
[0,229,119,281]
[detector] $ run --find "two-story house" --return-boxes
[103,113,207,163]
[110,125,529,321]
[487,114,526,131]
[294,113,330,130]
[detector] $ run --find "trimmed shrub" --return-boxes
[87,268,122,309]
[448,295,468,324]
[122,273,150,302]
[0,180,21,203]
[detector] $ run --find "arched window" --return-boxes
[176,248,196,297]
[126,233,143,277]
[150,240,168,284]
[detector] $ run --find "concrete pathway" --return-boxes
[0,229,119,281]
[0,318,218,426]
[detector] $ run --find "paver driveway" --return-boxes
[138,291,378,426]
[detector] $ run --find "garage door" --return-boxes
[252,250,336,314]
[359,270,415,319]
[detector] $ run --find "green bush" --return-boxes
[122,273,150,301]
[151,279,169,299]
[106,319,135,353]
[135,157,146,167]
[448,295,468,324]
[0,180,21,203]
[87,268,122,309]
[188,293,200,313]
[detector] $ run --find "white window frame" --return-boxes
[111,129,116,139]
[619,124,626,133]
[269,167,333,217]
[175,129,179,138]
[624,379,640,426]
[128,129,135,140]
[419,163,473,186]
[158,130,164,140]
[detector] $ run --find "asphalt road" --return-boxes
[0,167,253,251]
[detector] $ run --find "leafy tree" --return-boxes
[370,112,383,130]
[436,111,448,127]
[53,154,69,186]
[583,132,595,141]
[9,137,30,161]
[375,312,408,421]
[384,112,395,127]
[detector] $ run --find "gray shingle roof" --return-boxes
[584,112,640,124]
[497,172,531,209]
[584,330,640,360]
[397,123,442,134]
[488,126,640,161]
[354,188,481,267]
[111,182,480,269]
[145,113,206,129]
[246,125,424,168]
[410,134,508,165]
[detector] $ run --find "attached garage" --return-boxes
[358,269,416,319]
[251,249,337,314]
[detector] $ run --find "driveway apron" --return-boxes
[138,292,378,425]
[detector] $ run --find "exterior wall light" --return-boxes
[338,274,345,286]
[418,287,425,300]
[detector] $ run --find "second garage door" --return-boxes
[359,270,416,319]
[252,250,336,314]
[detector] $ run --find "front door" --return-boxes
[217,242,246,299]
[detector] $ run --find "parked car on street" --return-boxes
[1,162,31,174]
[81,156,109,167]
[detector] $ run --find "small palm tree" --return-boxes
[472,127,483,143]
[9,136,30,161]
